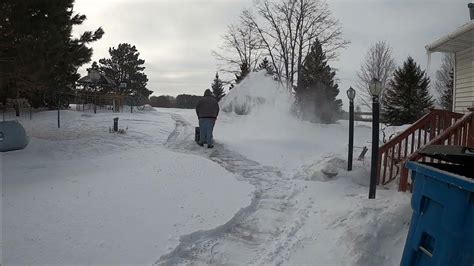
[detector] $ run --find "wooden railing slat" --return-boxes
[426,123,429,144]
[417,128,422,150]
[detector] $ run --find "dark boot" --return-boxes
[208,144,214,149]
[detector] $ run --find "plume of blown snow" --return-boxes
[220,71,293,117]
[218,71,300,141]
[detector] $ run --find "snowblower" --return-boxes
[195,127,208,144]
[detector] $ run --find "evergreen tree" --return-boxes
[87,61,100,72]
[382,56,434,125]
[211,72,225,101]
[98,43,152,97]
[439,70,454,111]
[435,54,454,110]
[235,62,250,84]
[295,39,342,123]
[0,0,104,107]
[257,57,274,75]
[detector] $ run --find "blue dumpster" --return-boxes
[0,121,29,152]
[401,160,474,266]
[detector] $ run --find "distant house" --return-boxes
[425,4,474,113]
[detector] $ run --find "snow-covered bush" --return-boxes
[140,104,155,112]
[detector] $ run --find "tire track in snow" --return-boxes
[155,113,313,265]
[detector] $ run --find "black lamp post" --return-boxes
[89,70,101,114]
[369,78,383,199]
[57,94,61,128]
[119,82,127,113]
[346,86,356,171]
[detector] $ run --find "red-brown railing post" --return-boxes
[399,166,409,192]
[377,149,382,185]
[468,115,474,147]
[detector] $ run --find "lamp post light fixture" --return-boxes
[369,78,383,97]
[347,86,356,100]
[346,86,356,171]
[369,78,382,199]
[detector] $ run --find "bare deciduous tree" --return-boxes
[212,12,263,75]
[248,0,349,88]
[356,41,396,110]
[214,0,348,89]
[434,53,455,110]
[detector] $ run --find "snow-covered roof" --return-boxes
[77,73,117,87]
[425,20,474,53]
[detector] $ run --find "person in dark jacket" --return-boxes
[196,89,219,148]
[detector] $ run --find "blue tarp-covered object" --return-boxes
[0,121,28,152]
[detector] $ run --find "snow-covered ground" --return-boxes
[2,72,411,265]
[2,110,253,264]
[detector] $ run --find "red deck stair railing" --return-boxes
[398,111,474,191]
[376,109,465,190]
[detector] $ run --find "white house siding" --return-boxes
[454,47,474,113]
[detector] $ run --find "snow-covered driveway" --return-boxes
[154,110,411,266]
[158,113,310,265]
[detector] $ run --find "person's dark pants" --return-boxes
[199,118,215,146]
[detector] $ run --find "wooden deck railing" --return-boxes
[377,109,464,189]
[398,111,474,191]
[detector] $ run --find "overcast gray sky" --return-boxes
[73,0,471,109]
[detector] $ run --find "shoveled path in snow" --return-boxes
[155,114,316,265]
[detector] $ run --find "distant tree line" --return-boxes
[149,71,231,110]
[150,94,202,109]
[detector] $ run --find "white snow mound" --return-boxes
[140,104,155,112]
